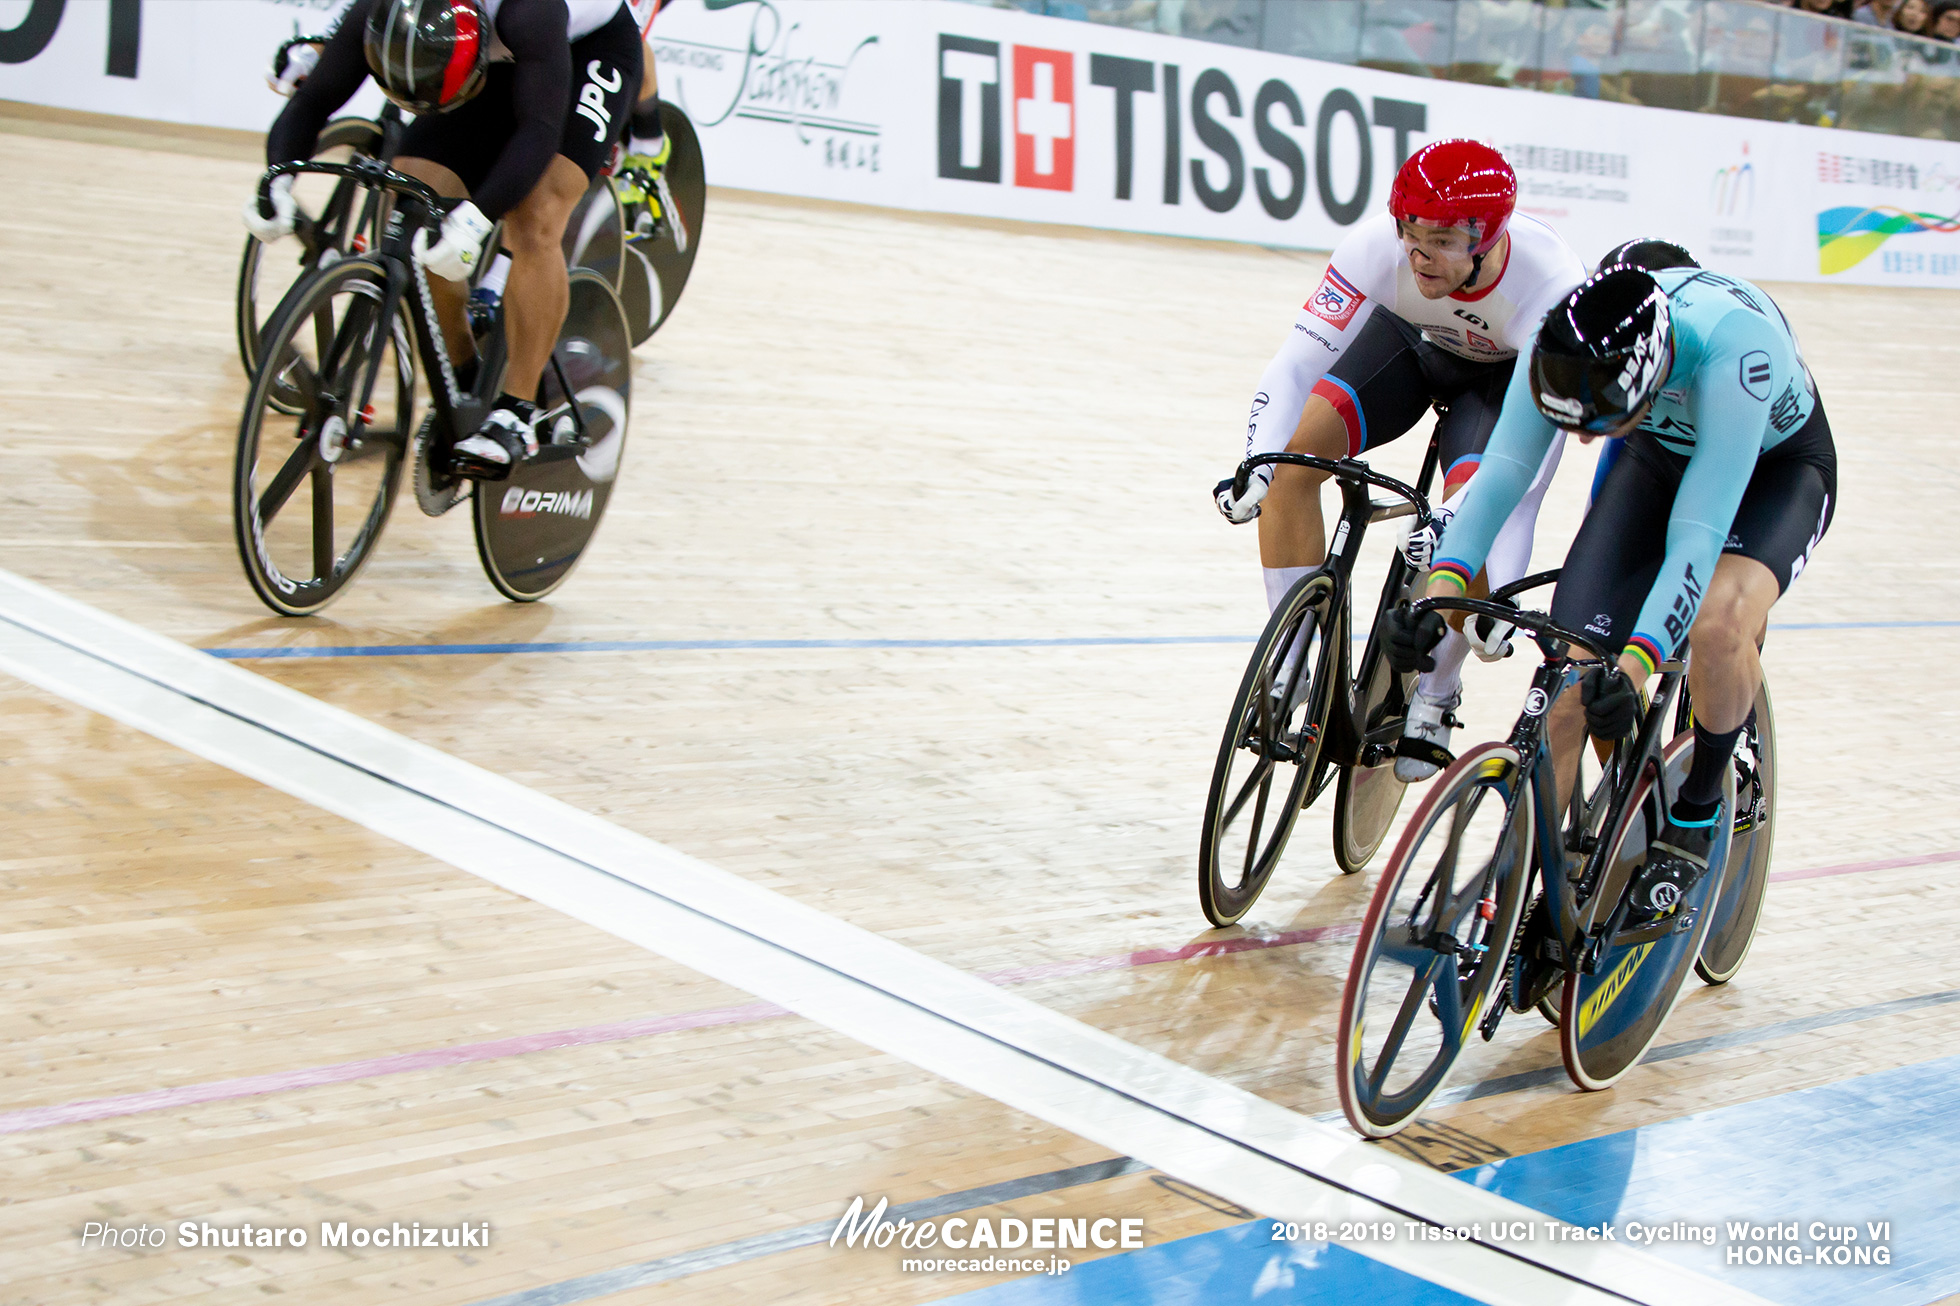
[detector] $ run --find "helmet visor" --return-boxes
[1530,350,1648,437]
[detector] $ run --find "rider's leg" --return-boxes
[498,154,587,406]
[391,155,475,374]
[1257,393,1346,600]
[1396,362,1564,781]
[1643,554,1777,885]
[1257,311,1435,608]
[1544,439,1674,812]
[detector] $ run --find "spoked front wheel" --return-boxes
[233,257,412,617]
[1337,742,1534,1138]
[1198,572,1339,927]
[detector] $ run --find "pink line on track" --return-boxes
[1768,848,1960,882]
[2,847,1945,1137]
[0,1002,787,1137]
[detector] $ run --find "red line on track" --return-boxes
[1,848,1945,1136]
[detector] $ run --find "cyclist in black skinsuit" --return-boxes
[246,0,641,481]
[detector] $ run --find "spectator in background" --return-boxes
[1895,0,1933,32]
[1798,0,1855,13]
[1853,0,1901,24]
[1931,0,1960,37]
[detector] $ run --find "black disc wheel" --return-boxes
[471,268,631,601]
[233,257,412,617]
[562,171,625,291]
[236,116,388,389]
[1692,678,1776,985]
[1198,572,1340,927]
[1560,735,1733,1090]
[1333,636,1418,875]
[1337,741,1534,1138]
[619,101,706,345]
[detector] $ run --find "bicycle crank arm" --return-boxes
[1608,908,1699,950]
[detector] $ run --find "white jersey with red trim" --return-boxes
[624,0,666,34]
[1243,211,1584,463]
[482,0,626,59]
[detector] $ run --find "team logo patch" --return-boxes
[1739,350,1773,401]
[1306,268,1365,328]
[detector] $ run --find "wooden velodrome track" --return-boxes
[3,102,1959,1305]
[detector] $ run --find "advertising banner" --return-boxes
[5,0,1960,286]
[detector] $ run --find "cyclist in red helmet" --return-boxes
[1214,139,1587,781]
[245,0,642,481]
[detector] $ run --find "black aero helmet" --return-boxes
[1598,237,1699,273]
[1530,268,1674,438]
[365,0,489,115]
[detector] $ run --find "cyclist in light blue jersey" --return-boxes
[1386,265,1834,922]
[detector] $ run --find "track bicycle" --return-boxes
[232,158,633,615]
[234,101,705,365]
[1197,445,1438,927]
[1336,577,1773,1137]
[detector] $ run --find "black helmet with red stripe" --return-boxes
[364,0,489,115]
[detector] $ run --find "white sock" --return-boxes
[1262,565,1315,613]
[1263,565,1317,684]
[1418,627,1469,704]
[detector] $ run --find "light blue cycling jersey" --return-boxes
[1432,267,1814,671]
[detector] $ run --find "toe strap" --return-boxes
[1395,737,1456,770]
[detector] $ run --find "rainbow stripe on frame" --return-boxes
[1817,204,1960,274]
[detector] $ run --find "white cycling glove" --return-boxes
[1399,503,1454,570]
[1213,468,1270,524]
[242,174,298,242]
[267,41,320,97]
[413,202,494,282]
[1467,612,1516,662]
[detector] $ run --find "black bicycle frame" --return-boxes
[1414,592,1690,978]
[1236,444,1437,774]
[261,158,499,458]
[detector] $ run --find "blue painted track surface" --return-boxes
[937,1220,1485,1304]
[939,1055,1960,1305]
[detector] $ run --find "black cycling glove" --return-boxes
[1381,605,1447,674]
[1580,665,1640,739]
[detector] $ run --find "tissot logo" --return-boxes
[934,30,1430,227]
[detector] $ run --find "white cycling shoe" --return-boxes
[1394,688,1462,782]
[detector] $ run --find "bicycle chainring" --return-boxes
[412,414,470,517]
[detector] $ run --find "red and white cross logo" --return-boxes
[1013,45,1073,191]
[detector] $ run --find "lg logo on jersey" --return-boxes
[576,61,623,143]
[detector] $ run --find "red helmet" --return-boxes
[1388,139,1517,256]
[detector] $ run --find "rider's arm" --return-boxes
[266,0,376,163]
[470,0,575,221]
[1427,346,1558,591]
[1243,219,1398,461]
[1619,311,1778,675]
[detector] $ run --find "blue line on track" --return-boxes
[204,636,1257,659]
[201,620,1960,661]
